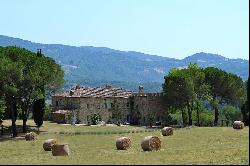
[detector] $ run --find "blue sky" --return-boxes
[0,0,249,59]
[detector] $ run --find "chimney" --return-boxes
[139,85,144,94]
[69,90,74,96]
[105,84,112,89]
[75,84,81,90]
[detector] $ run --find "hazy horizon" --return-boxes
[0,0,249,60]
[1,34,249,61]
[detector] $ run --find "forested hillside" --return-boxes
[0,35,248,92]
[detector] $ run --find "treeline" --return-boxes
[163,64,249,126]
[0,46,64,137]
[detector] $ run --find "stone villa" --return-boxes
[51,84,167,126]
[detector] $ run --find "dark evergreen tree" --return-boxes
[241,78,249,126]
[33,98,45,132]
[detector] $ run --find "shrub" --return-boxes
[170,112,183,126]
[0,97,6,120]
[44,105,52,121]
[219,105,242,122]
[200,112,214,126]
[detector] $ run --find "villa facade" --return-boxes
[51,85,167,126]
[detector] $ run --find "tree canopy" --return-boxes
[0,46,64,136]
[163,63,246,127]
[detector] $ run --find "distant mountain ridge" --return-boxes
[0,35,248,92]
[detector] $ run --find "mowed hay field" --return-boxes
[0,120,249,165]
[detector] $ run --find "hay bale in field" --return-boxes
[161,127,173,136]
[43,139,57,151]
[116,137,131,150]
[141,136,161,151]
[25,132,38,141]
[51,144,70,156]
[233,121,244,129]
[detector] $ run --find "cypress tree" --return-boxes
[33,98,45,132]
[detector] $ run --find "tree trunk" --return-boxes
[241,102,249,126]
[188,109,192,126]
[214,107,219,126]
[22,105,29,133]
[212,96,219,126]
[181,109,187,127]
[187,103,192,126]
[22,103,27,133]
[22,101,34,133]
[196,101,200,126]
[22,117,27,133]
[11,97,17,137]
[11,119,17,137]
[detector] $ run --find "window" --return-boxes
[56,101,59,106]
[107,102,111,109]
[126,102,129,107]
[87,115,90,124]
[87,104,89,109]
[127,115,131,122]
[104,103,107,109]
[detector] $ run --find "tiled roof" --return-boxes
[53,85,133,98]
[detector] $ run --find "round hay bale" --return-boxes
[25,132,38,141]
[233,121,244,129]
[141,136,161,151]
[43,139,57,151]
[116,137,131,150]
[161,127,173,136]
[51,144,70,156]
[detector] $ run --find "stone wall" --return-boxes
[76,97,130,124]
[51,92,167,126]
[130,93,166,126]
[52,96,80,111]
[52,96,130,125]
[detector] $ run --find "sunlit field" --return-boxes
[0,120,248,165]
